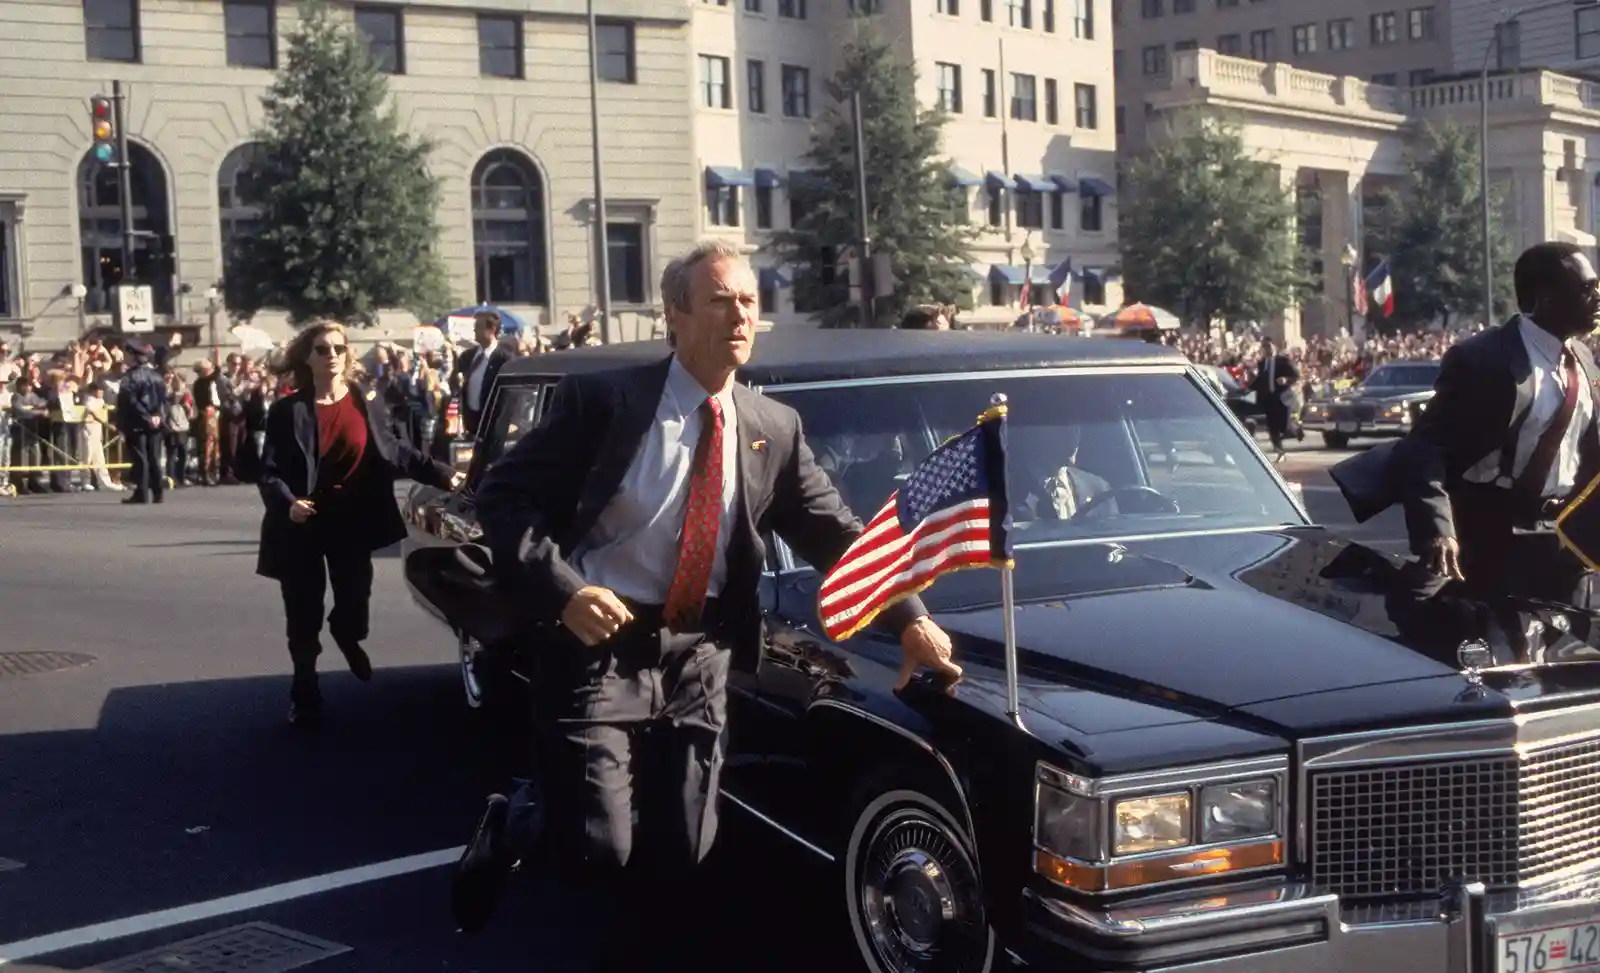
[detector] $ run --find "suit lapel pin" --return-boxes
[751,438,768,452]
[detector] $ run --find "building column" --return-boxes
[1268,165,1304,349]
[1318,168,1366,342]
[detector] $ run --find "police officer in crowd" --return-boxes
[116,342,169,505]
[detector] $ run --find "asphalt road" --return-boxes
[0,441,1404,973]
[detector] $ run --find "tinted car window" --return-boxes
[1363,363,1439,388]
[477,385,543,473]
[769,371,1301,556]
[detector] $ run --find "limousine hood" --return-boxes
[866,528,1600,735]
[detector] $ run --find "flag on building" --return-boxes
[818,404,1014,642]
[1048,257,1075,305]
[1366,260,1394,317]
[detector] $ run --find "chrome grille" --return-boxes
[1329,403,1379,423]
[1309,757,1520,897]
[1309,735,1600,897]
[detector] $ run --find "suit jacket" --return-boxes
[256,383,456,579]
[475,356,930,673]
[452,343,511,433]
[1366,319,1600,556]
[1250,354,1299,408]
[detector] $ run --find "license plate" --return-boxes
[1498,921,1600,972]
[1336,421,1358,433]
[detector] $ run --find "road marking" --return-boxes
[0,845,464,965]
[1287,483,1344,494]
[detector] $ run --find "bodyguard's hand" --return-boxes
[1426,536,1464,581]
[898,616,962,694]
[288,499,316,524]
[562,586,634,647]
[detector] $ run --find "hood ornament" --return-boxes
[1457,639,1493,685]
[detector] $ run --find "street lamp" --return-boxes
[1019,232,1036,329]
[1340,243,1358,338]
[205,285,219,365]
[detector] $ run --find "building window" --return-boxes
[1407,5,1433,40]
[1010,73,1037,121]
[987,185,1003,226]
[218,142,266,284]
[84,0,140,62]
[778,0,807,18]
[939,0,961,12]
[1370,11,1397,45]
[1173,0,1193,10]
[781,65,811,117]
[607,223,646,305]
[1113,49,1124,75]
[0,213,14,319]
[1370,72,1397,85]
[747,59,766,112]
[756,185,773,228]
[1081,270,1105,304]
[472,149,548,306]
[1249,28,1273,59]
[1140,0,1161,17]
[1048,191,1063,228]
[981,0,993,20]
[1496,20,1522,68]
[597,22,636,82]
[1115,104,1125,133]
[1044,78,1058,124]
[224,0,274,69]
[78,143,174,315]
[1081,192,1103,232]
[477,14,522,79]
[849,0,881,12]
[704,0,727,6]
[1216,0,1237,8]
[1043,0,1055,31]
[1291,23,1316,53]
[937,62,963,112]
[746,0,761,11]
[983,69,997,116]
[1074,82,1097,128]
[1073,0,1092,36]
[1409,68,1435,85]
[1174,38,1196,50]
[1578,6,1600,59]
[700,55,731,109]
[1009,0,1032,26]
[1327,17,1353,49]
[1016,191,1044,229]
[759,274,777,315]
[355,6,403,73]
[1215,33,1241,55]
[1141,44,1167,75]
[707,186,740,227]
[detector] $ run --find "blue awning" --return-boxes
[1048,173,1078,193]
[988,264,1053,285]
[985,171,1018,192]
[753,167,782,188]
[1013,174,1052,193]
[705,166,754,188]
[1079,177,1116,197]
[758,267,791,288]
[948,165,984,186]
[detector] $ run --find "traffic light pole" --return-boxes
[112,80,135,286]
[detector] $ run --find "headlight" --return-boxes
[1114,793,1191,855]
[1200,780,1277,844]
[1384,402,1406,417]
[1304,403,1323,415]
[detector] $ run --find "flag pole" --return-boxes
[991,392,1025,732]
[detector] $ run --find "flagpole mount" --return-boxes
[990,391,1025,732]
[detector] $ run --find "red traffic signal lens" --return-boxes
[91,97,112,119]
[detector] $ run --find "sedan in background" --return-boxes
[1301,359,1440,449]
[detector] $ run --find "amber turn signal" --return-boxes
[1035,840,1284,893]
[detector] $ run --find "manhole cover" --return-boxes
[96,922,350,973]
[0,652,94,678]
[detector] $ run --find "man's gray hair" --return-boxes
[660,239,746,313]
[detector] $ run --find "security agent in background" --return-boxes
[450,310,512,436]
[116,341,168,505]
[1389,241,1600,605]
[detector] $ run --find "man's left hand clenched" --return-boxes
[897,616,962,694]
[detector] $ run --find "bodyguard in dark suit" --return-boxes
[451,310,512,436]
[256,321,460,725]
[1250,337,1299,462]
[450,241,963,971]
[116,343,168,504]
[1391,242,1600,604]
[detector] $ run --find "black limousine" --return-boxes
[403,329,1600,973]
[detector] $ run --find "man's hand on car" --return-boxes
[562,586,635,646]
[898,615,963,694]
[1426,536,1464,581]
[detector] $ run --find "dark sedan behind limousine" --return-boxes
[1301,360,1441,450]
[402,330,1600,973]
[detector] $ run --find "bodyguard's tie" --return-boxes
[1518,347,1582,499]
[664,397,724,633]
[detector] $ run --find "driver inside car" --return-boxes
[1015,424,1111,521]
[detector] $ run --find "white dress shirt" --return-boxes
[1464,315,1593,497]
[465,346,493,412]
[572,357,739,604]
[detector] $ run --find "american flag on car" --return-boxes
[818,403,1013,642]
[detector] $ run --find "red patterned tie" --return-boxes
[664,397,724,632]
[1518,347,1582,499]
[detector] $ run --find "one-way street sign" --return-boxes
[115,283,154,333]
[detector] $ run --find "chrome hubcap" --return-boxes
[459,633,484,707]
[859,811,984,972]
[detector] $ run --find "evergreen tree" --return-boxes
[766,20,977,328]
[1120,114,1314,328]
[226,0,451,326]
[1370,122,1515,330]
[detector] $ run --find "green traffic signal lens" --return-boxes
[94,144,115,163]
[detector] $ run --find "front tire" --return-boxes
[458,631,513,711]
[843,784,996,973]
[1322,431,1351,450]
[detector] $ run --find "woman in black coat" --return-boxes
[257,321,461,725]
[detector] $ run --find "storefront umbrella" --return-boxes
[1100,302,1180,333]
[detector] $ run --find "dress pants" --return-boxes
[275,514,374,707]
[124,427,165,501]
[509,607,731,972]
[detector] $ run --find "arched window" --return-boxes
[472,149,548,306]
[78,142,174,314]
[218,142,267,283]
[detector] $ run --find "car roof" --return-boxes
[501,329,1187,386]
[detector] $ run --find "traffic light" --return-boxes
[90,94,116,165]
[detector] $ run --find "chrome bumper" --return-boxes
[1020,871,1600,971]
[1302,418,1409,436]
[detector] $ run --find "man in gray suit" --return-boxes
[451,240,961,970]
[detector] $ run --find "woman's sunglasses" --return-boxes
[313,343,347,357]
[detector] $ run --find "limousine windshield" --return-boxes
[767,368,1305,546]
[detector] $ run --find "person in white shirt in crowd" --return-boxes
[450,310,511,437]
